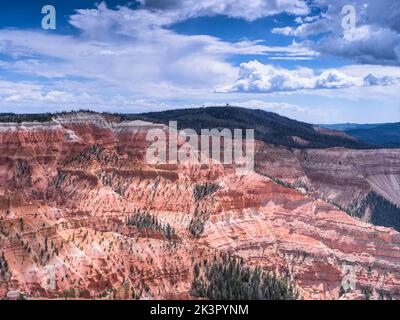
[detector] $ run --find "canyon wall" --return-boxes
[0,113,400,300]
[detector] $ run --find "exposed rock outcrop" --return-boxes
[0,113,399,300]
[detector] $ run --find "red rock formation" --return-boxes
[0,113,399,300]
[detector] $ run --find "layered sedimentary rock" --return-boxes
[0,113,400,300]
[255,143,400,219]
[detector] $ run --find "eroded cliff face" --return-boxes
[255,143,400,223]
[0,113,400,300]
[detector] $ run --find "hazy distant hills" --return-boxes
[319,123,383,131]
[320,122,400,148]
[346,123,400,148]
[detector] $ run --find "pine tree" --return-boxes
[191,254,298,300]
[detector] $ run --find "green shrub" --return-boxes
[188,209,209,237]
[127,211,176,240]
[193,183,220,201]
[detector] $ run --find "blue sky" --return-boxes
[0,0,399,123]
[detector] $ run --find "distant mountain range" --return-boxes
[319,123,384,131]
[319,122,400,148]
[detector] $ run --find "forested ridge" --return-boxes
[191,254,299,300]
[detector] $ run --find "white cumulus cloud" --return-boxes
[217,60,400,93]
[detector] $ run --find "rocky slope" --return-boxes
[0,112,400,300]
[255,143,400,228]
